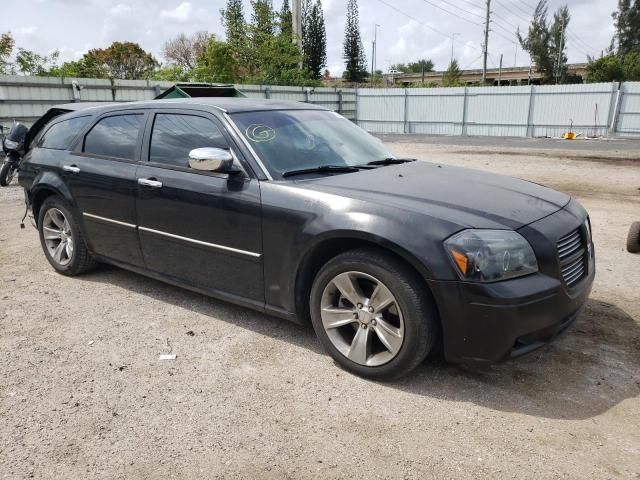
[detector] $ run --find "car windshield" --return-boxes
[230,109,394,179]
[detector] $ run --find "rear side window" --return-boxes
[149,114,228,168]
[38,116,91,150]
[84,114,143,160]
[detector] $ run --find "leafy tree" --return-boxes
[442,59,462,86]
[389,63,407,72]
[192,38,239,83]
[0,32,14,74]
[152,65,190,82]
[390,60,435,74]
[343,0,367,82]
[613,0,640,56]
[519,1,571,84]
[257,35,311,85]
[549,6,570,83]
[623,49,640,79]
[87,42,158,80]
[50,56,109,79]
[251,0,275,37]
[279,0,293,39]
[162,32,212,71]
[15,48,59,76]
[585,54,625,82]
[220,0,247,61]
[408,59,435,73]
[303,0,327,80]
[518,1,554,83]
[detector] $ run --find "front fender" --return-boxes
[261,182,463,317]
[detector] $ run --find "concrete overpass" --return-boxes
[384,63,588,86]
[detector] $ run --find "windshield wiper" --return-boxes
[365,157,416,166]
[282,164,361,178]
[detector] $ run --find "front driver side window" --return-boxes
[149,114,228,168]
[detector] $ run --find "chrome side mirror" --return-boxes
[188,147,234,173]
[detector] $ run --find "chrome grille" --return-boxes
[557,228,587,287]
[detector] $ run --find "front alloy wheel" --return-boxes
[310,248,438,380]
[321,271,404,366]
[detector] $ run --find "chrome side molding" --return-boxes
[138,226,262,258]
[83,212,136,229]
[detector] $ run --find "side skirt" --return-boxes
[91,254,303,325]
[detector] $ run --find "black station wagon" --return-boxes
[18,98,595,380]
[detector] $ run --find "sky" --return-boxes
[3,0,618,76]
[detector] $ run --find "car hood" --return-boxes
[296,161,570,230]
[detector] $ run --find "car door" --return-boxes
[135,109,264,305]
[64,111,146,267]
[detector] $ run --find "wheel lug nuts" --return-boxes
[357,303,363,309]
[361,324,367,329]
[368,306,374,313]
[371,319,377,326]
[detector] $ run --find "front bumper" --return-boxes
[428,201,595,365]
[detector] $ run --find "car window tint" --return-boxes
[149,114,228,168]
[39,116,91,150]
[84,114,143,160]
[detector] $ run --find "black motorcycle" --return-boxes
[1,122,28,187]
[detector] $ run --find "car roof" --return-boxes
[53,98,327,117]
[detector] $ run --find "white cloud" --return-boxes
[109,3,132,18]
[15,26,38,37]
[159,2,194,23]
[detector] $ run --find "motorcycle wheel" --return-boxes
[0,161,17,186]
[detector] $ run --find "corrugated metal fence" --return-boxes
[0,74,638,138]
[358,82,640,138]
[0,75,357,128]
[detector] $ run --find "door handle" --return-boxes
[138,178,163,189]
[62,165,80,174]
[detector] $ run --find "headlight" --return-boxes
[444,229,538,282]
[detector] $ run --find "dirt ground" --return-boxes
[1,137,639,479]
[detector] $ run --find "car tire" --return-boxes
[38,196,96,276]
[0,161,16,187]
[627,222,640,253]
[310,248,438,381]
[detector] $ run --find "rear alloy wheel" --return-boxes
[310,248,438,380]
[38,196,96,275]
[42,208,74,266]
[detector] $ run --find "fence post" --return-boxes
[355,88,360,124]
[461,87,468,136]
[264,86,271,99]
[304,88,310,103]
[403,88,409,134]
[337,89,343,114]
[526,85,535,138]
[609,82,623,137]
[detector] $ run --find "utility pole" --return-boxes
[498,53,503,86]
[482,0,491,85]
[292,0,302,50]
[450,33,460,63]
[555,18,565,85]
[370,24,380,86]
